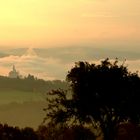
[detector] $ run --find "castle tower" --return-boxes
[9,65,19,78]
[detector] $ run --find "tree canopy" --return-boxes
[44,58,140,140]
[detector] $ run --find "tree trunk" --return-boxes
[101,123,116,140]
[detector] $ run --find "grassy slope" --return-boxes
[0,77,68,128]
[0,89,46,129]
[0,101,46,129]
[0,89,44,104]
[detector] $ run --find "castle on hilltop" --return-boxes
[9,65,19,78]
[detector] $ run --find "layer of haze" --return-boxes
[0,0,140,48]
[0,47,139,80]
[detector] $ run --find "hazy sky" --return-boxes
[0,0,140,80]
[0,0,140,48]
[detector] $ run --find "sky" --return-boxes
[0,0,140,80]
[0,0,140,48]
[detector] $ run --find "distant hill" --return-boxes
[0,52,8,58]
[1,47,140,60]
[0,75,69,93]
[0,75,69,104]
[35,47,140,61]
[0,75,69,128]
[1,48,27,56]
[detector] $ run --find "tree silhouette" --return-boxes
[38,123,95,140]
[0,124,38,140]
[44,58,140,140]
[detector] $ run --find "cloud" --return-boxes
[0,48,72,80]
[125,59,140,73]
[0,47,140,80]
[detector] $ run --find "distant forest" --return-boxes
[0,75,69,93]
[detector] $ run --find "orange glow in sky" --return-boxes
[0,0,139,48]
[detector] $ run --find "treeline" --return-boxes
[0,75,68,93]
[0,124,38,140]
[0,123,95,140]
